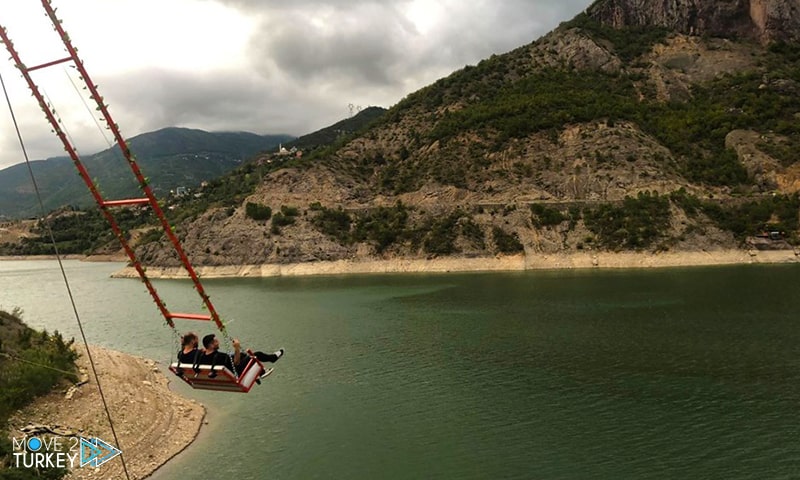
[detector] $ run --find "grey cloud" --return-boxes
[0,124,68,169]
[248,4,413,90]
[0,0,594,169]
[246,1,593,93]
[211,0,387,9]
[97,68,353,138]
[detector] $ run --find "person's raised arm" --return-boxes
[232,338,241,367]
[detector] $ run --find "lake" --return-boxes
[1,260,798,479]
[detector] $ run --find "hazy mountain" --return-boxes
[285,106,387,151]
[0,127,293,219]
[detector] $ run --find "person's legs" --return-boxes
[236,352,266,374]
[251,348,284,363]
[235,351,280,384]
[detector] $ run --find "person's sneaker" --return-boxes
[259,368,270,380]
[274,348,285,361]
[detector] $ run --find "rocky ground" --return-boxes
[8,345,204,480]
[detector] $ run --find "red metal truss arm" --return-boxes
[0,2,227,332]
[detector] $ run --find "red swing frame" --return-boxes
[169,357,269,393]
[0,0,275,395]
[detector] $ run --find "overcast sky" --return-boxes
[0,0,592,170]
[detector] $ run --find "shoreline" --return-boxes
[0,254,126,262]
[3,249,799,278]
[108,249,800,279]
[8,345,205,480]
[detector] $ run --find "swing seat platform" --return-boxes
[168,358,270,393]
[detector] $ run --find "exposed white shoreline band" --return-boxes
[103,249,800,279]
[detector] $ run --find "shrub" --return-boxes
[271,212,295,227]
[354,203,411,253]
[682,148,749,186]
[700,193,800,240]
[460,218,486,249]
[492,226,524,254]
[0,310,77,480]
[245,202,272,221]
[280,205,299,217]
[530,204,567,227]
[311,206,352,244]
[584,191,671,250]
[423,212,462,255]
[669,188,702,217]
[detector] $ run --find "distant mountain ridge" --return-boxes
[0,127,293,218]
[286,106,387,151]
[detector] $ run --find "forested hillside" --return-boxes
[0,128,293,219]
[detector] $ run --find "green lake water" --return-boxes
[1,260,798,479]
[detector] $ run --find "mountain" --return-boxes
[78,1,800,265]
[285,106,387,151]
[0,128,293,219]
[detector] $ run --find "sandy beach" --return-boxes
[107,249,800,279]
[8,345,205,480]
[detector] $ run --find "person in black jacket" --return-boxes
[199,333,283,378]
[177,332,201,364]
[174,332,203,379]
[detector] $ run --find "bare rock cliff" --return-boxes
[588,0,800,44]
